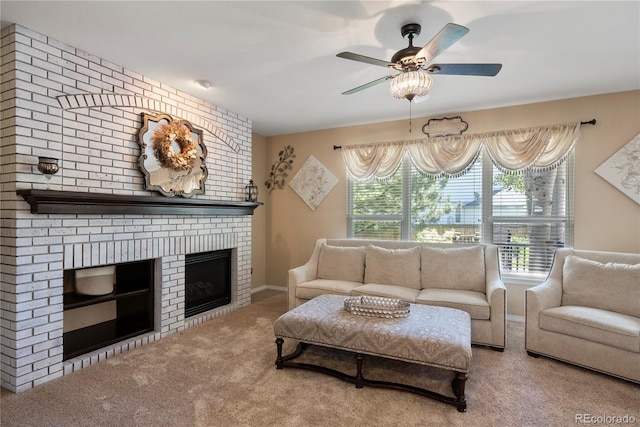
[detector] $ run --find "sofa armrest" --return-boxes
[287,238,326,309]
[524,277,562,351]
[486,274,506,308]
[525,278,562,315]
[484,245,506,308]
[288,263,316,287]
[479,244,506,347]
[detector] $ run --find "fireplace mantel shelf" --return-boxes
[18,190,263,216]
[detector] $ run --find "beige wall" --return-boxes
[258,90,640,314]
[251,133,268,289]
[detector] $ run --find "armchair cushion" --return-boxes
[317,244,366,283]
[540,305,640,353]
[562,255,640,318]
[364,245,421,290]
[421,245,485,292]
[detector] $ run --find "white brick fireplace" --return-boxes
[1,25,256,392]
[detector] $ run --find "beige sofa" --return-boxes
[525,249,640,383]
[288,238,506,349]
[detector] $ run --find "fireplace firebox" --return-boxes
[185,249,232,318]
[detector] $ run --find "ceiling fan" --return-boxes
[337,23,502,101]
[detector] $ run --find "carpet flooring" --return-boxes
[1,290,638,426]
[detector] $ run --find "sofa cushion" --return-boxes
[364,245,422,290]
[296,279,363,300]
[416,289,490,320]
[421,246,485,292]
[350,283,420,302]
[562,255,640,318]
[540,305,640,353]
[317,244,366,283]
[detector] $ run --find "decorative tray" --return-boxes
[344,296,410,318]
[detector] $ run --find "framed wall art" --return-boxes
[594,132,640,205]
[289,155,338,211]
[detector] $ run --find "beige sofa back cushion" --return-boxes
[364,245,422,289]
[421,246,486,292]
[317,244,366,283]
[562,255,640,318]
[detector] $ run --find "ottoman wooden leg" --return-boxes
[355,353,364,389]
[452,372,468,412]
[275,337,284,369]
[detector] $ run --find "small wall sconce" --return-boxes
[37,157,59,175]
[244,179,258,202]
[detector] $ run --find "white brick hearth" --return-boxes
[1,25,255,392]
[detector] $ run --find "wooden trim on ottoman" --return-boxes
[275,339,469,412]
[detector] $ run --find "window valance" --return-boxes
[341,122,581,180]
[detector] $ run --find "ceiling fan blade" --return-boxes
[337,52,395,68]
[342,75,394,95]
[414,23,469,63]
[425,63,502,76]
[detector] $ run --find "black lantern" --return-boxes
[245,179,258,202]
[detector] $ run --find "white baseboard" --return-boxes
[251,285,286,294]
[507,314,525,323]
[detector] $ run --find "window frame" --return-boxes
[347,148,575,280]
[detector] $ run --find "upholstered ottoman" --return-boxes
[274,294,472,412]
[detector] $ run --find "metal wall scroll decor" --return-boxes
[422,116,468,138]
[265,145,296,194]
[137,112,208,198]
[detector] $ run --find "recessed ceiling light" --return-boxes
[194,80,212,89]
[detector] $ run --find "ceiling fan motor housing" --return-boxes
[391,23,424,68]
[401,23,421,39]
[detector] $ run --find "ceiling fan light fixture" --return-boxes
[389,69,432,101]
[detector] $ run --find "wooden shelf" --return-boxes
[63,316,153,360]
[17,189,262,216]
[64,288,149,310]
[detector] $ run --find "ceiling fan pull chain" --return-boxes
[409,100,412,133]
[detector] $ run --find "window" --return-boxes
[347,150,574,278]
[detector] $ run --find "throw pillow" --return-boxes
[562,255,640,318]
[421,246,485,292]
[364,245,421,289]
[317,244,366,283]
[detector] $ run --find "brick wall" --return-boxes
[0,24,254,392]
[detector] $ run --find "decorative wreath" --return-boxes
[150,121,198,172]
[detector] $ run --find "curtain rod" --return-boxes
[332,118,596,150]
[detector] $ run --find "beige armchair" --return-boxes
[525,248,640,383]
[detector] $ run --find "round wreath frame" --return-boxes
[150,120,198,172]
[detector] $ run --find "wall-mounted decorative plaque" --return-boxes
[422,116,468,137]
[137,113,208,198]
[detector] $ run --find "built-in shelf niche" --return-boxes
[62,259,155,360]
